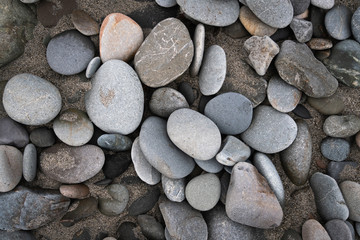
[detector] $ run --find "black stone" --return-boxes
[310,6,328,38]
[270,27,292,42]
[178,82,197,105]
[0,117,29,148]
[117,222,139,240]
[103,152,132,179]
[292,104,312,119]
[198,95,215,114]
[129,188,160,216]
[30,127,55,148]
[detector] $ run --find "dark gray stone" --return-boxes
[30,127,56,148]
[0,230,36,240]
[99,184,129,216]
[23,144,37,182]
[325,5,352,40]
[97,134,132,151]
[0,117,29,148]
[327,161,360,182]
[320,137,350,162]
[339,181,360,222]
[222,20,249,39]
[103,152,131,179]
[0,145,23,192]
[310,6,328,38]
[325,219,352,240]
[307,91,345,115]
[352,7,360,43]
[178,82,197,106]
[138,215,165,240]
[290,18,313,43]
[129,188,160,216]
[281,229,302,240]
[290,0,310,15]
[323,115,360,137]
[302,219,331,240]
[117,222,138,240]
[60,197,98,227]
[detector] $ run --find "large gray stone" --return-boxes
[0,117,29,148]
[311,0,334,9]
[340,181,360,222]
[323,115,360,137]
[324,5,352,40]
[0,145,22,192]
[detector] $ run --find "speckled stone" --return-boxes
[239,6,277,37]
[0,117,29,148]
[325,5,352,40]
[339,181,360,222]
[290,0,310,15]
[216,136,251,166]
[59,184,89,199]
[307,38,333,50]
[194,157,223,173]
[97,134,132,152]
[311,0,334,9]
[99,184,129,216]
[23,144,37,182]
[162,175,185,202]
[190,24,205,77]
[321,137,350,162]
[327,161,359,182]
[352,7,360,43]
[302,219,331,240]
[71,10,99,36]
[156,0,177,8]
[30,127,56,148]
[323,115,360,138]
[0,145,22,192]
[307,91,344,115]
[290,18,313,43]
[325,219,352,240]
[85,56,101,78]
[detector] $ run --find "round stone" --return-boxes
[97,134,132,152]
[323,115,360,138]
[59,184,90,199]
[307,92,344,115]
[99,184,129,216]
[194,157,223,174]
[162,175,186,202]
[352,7,360,43]
[156,0,177,8]
[3,73,62,125]
[46,30,95,75]
[30,127,56,148]
[239,6,277,37]
[85,56,101,78]
[71,10,99,36]
[339,181,360,222]
[325,5,352,40]
[190,23,205,77]
[302,219,331,240]
[321,137,350,162]
[0,145,22,192]
[23,143,37,182]
[311,0,334,9]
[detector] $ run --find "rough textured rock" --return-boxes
[0,145,23,192]
[0,230,36,240]
[71,10,99,36]
[239,6,277,37]
[323,115,360,137]
[290,18,313,43]
[86,57,101,78]
[302,219,331,240]
[216,136,251,166]
[0,117,29,148]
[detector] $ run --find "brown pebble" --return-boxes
[316,158,327,170]
[356,132,360,148]
[307,38,333,50]
[60,184,90,199]
[239,6,277,37]
[71,10,99,36]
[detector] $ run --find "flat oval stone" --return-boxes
[134,18,193,88]
[241,105,297,154]
[3,73,62,125]
[307,91,344,115]
[85,60,144,135]
[71,10,99,36]
[190,24,205,77]
[311,0,334,9]
[325,219,352,240]
[290,18,313,43]
[162,175,185,202]
[176,0,239,27]
[204,92,253,135]
[194,158,223,174]
[139,116,195,179]
[102,152,131,179]
[302,219,331,240]
[321,137,350,162]
[30,127,55,148]
[156,0,177,8]
[46,30,95,75]
[86,56,101,78]
[167,108,221,160]
[352,7,360,43]
[99,184,129,216]
[0,145,22,192]
[0,117,29,148]
[339,181,360,222]
[40,144,105,184]
[199,45,226,96]
[23,144,37,182]
[97,134,132,152]
[325,5,352,40]
[59,184,89,199]
[290,0,310,15]
[323,115,360,137]
[239,6,277,37]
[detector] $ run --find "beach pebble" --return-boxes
[102,153,131,179]
[323,115,360,137]
[85,60,144,135]
[71,10,99,36]
[0,117,29,148]
[162,175,185,202]
[194,158,223,173]
[86,57,101,78]
[321,137,350,162]
[325,219,353,240]
[97,134,132,152]
[290,18,313,43]
[199,45,226,96]
[311,6,328,37]
[325,5,352,40]
[220,172,230,204]
[30,128,56,148]
[339,181,360,222]
[292,104,312,119]
[116,222,138,240]
[178,82,197,105]
[290,0,310,15]
[239,6,277,37]
[352,7,360,43]
[59,184,89,199]
[190,24,205,77]
[167,108,221,160]
[138,215,165,240]
[216,136,251,166]
[23,143,37,182]
[311,0,334,9]
[156,0,177,8]
[134,18,193,88]
[307,38,333,50]
[37,0,76,28]
[327,161,359,182]
[345,221,356,240]
[128,188,160,216]
[3,73,62,125]
[222,20,249,39]
[307,92,344,115]
[302,219,331,240]
[99,184,129,216]
[0,145,22,192]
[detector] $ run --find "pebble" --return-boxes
[0,230,36,240]
[199,45,226,96]
[162,175,186,202]
[3,73,62,125]
[23,143,37,182]
[71,10,99,36]
[239,6,277,37]
[241,105,297,154]
[156,0,177,8]
[149,87,189,118]
[0,145,23,192]
[86,56,101,78]
[352,7,360,43]
[97,134,132,151]
[139,116,195,179]
[99,184,129,216]
[325,219,352,240]
[102,152,131,179]
[176,0,239,27]
[178,82,197,105]
[253,152,285,206]
[59,184,90,199]
[164,228,172,240]
[117,222,138,240]
[345,221,356,240]
[220,172,230,204]
[290,0,310,15]
[134,18,193,88]
[339,181,360,221]
[0,186,70,230]
[275,40,338,98]
[302,219,331,240]
[327,161,360,182]
[325,5,352,40]
[137,215,165,240]
[216,136,251,166]
[267,76,302,113]
[46,30,95,75]
[40,144,105,184]
[307,92,344,115]
[0,117,29,148]
[30,127,56,148]
[314,49,331,60]
[323,115,360,137]
[128,188,160,216]
[292,104,312,119]
[190,24,205,77]
[85,60,144,135]
[281,229,302,240]
[204,92,253,135]
[222,20,250,39]
[311,0,334,9]
[271,27,292,42]
[280,120,312,186]
[244,36,280,76]
[167,108,221,160]
[307,38,333,50]
[320,137,350,162]
[311,6,328,37]
[131,137,161,185]
[159,200,208,240]
[226,162,283,228]
[194,158,223,173]
[290,18,313,43]
[310,172,349,221]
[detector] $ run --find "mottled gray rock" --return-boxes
[216,136,251,166]
[0,145,22,192]
[325,219,352,240]
[23,144,37,182]
[290,0,310,15]
[139,116,194,179]
[311,0,334,9]
[281,229,302,240]
[323,115,360,137]
[85,60,144,135]
[307,92,344,115]
[60,197,98,227]
[241,105,297,154]
[30,127,55,148]
[167,108,221,160]
[352,7,360,43]
[199,45,226,95]
[0,230,36,240]
[190,24,205,77]
[275,40,338,98]
[327,161,360,182]
[99,184,129,216]
[310,172,349,221]
[239,6,277,37]
[86,56,101,78]
[290,18,313,43]
[138,215,165,240]
[340,181,360,222]
[156,0,177,8]
[3,73,62,125]
[226,162,283,229]
[302,219,331,240]
[325,5,352,40]
[97,134,132,151]
[134,18,193,88]
[321,137,350,162]
[194,157,223,173]
[0,117,29,148]
[162,175,185,202]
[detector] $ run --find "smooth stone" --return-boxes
[30,127,56,148]
[268,76,301,113]
[295,8,309,19]
[178,82,197,105]
[190,24,205,77]
[85,60,144,135]
[204,92,253,135]
[220,172,230,204]
[280,120,312,186]
[357,132,360,147]
[128,188,160,216]
[199,45,226,96]
[271,27,292,42]
[222,20,250,39]
[156,0,177,8]
[134,18,193,88]
[99,184,129,216]
[290,0,310,15]
[216,136,251,166]
[46,30,95,75]
[292,104,312,119]
[139,116,195,179]
[325,219,352,240]
[345,221,356,240]
[100,13,143,62]
[21,0,39,3]
[176,0,239,27]
[0,117,29,148]
[73,228,91,240]
[253,152,285,206]
[131,137,161,185]
[314,49,331,60]
[162,175,185,202]
[310,6,328,37]
[103,238,116,240]
[86,57,101,78]
[327,161,360,182]
[167,108,221,160]
[194,158,223,173]
[149,87,189,118]
[246,0,293,28]
[323,40,360,88]
[103,152,131,179]
[97,134,132,151]
[241,105,297,154]
[3,73,62,125]
[71,10,99,36]
[40,144,105,184]
[244,36,280,76]
[290,18,313,43]
[310,172,349,221]
[37,0,77,28]
[54,109,94,147]
[23,144,37,182]
[0,186,70,230]
[117,222,138,240]
[198,95,214,114]
[302,219,331,240]
[307,92,345,115]
[323,115,360,137]
[281,229,302,240]
[340,181,360,221]
[159,200,208,240]
[307,38,333,50]
[165,228,172,240]
[352,7,360,43]
[239,6,277,37]
[275,40,338,98]
[321,137,350,162]
[311,0,334,9]
[325,5,352,40]
[226,162,283,229]
[59,184,90,199]
[0,145,22,192]
[0,230,36,240]
[138,215,165,240]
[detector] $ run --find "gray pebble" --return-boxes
[323,115,360,137]
[302,219,331,240]
[30,127,55,148]
[325,5,352,40]
[222,20,249,39]
[97,134,132,151]
[340,181,360,222]
[352,7,360,43]
[99,184,129,216]
[216,136,251,166]
[307,92,345,115]
[311,0,334,9]
[155,0,177,8]
[321,137,350,162]
[325,219,352,240]
[137,215,165,240]
[23,143,37,182]
[194,157,223,173]
[0,145,22,192]
[345,221,356,240]
[128,188,160,216]
[0,230,36,240]
[86,56,101,78]
[290,18,313,43]
[327,161,359,182]
[0,117,29,148]
[162,175,185,202]
[60,197,98,227]
[164,228,172,240]
[190,24,205,77]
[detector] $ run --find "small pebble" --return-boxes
[99,184,129,216]
[327,161,360,182]
[103,152,131,179]
[339,181,360,222]
[352,7,360,43]
[302,219,331,240]
[310,0,334,9]
[30,127,56,147]
[155,0,177,8]
[290,18,313,43]
[281,229,302,240]
[325,219,352,240]
[290,0,310,15]
[85,56,101,78]
[190,24,205,77]
[71,10,99,36]
[178,82,197,105]
[216,136,251,166]
[325,5,352,40]
[239,6,277,37]
[323,115,360,137]
[162,175,185,202]
[117,222,138,240]
[59,184,90,199]
[61,197,98,227]
[320,137,350,162]
[222,20,249,39]
[307,91,344,115]
[307,38,333,50]
[0,117,29,148]
[0,146,23,192]
[97,134,132,151]
[23,143,37,182]
[137,215,165,240]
